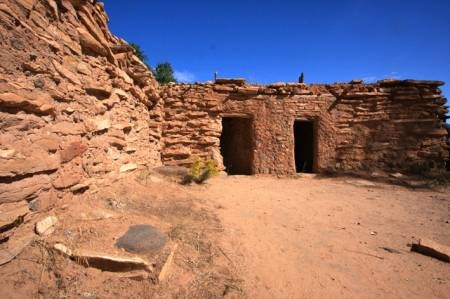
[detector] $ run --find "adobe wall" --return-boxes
[160,80,448,175]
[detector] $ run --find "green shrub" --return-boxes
[183,159,219,185]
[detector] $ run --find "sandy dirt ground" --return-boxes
[196,175,450,299]
[1,173,449,298]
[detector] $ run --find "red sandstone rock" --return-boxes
[0,0,161,250]
[0,150,60,178]
[0,174,52,204]
[60,141,88,163]
[53,170,82,189]
[0,92,55,115]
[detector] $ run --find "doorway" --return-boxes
[294,121,315,173]
[220,117,253,175]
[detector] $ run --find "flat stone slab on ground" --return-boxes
[116,224,167,254]
[53,243,154,272]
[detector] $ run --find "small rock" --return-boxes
[60,141,88,163]
[70,182,90,193]
[52,171,82,189]
[11,38,24,50]
[87,117,111,132]
[370,171,387,178]
[54,243,72,256]
[120,163,138,173]
[35,216,58,236]
[34,79,45,89]
[0,149,16,159]
[389,172,404,178]
[76,62,92,75]
[64,107,75,114]
[158,244,178,282]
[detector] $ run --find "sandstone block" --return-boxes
[86,117,111,133]
[120,163,138,173]
[213,85,234,93]
[60,141,88,163]
[0,201,29,232]
[0,175,52,204]
[84,84,112,100]
[0,151,60,178]
[52,60,82,85]
[0,149,16,159]
[77,27,108,57]
[0,230,35,266]
[0,91,55,115]
[52,170,82,189]
[51,122,86,135]
[35,216,58,236]
[76,62,92,75]
[31,135,60,153]
[16,0,37,11]
[237,86,260,95]
[53,243,154,272]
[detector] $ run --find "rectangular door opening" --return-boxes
[294,121,315,173]
[220,117,253,175]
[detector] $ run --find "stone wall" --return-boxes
[0,0,162,248]
[160,79,448,175]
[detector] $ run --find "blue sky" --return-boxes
[106,0,450,110]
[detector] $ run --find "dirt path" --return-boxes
[195,175,450,298]
[1,174,449,298]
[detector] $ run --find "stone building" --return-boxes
[160,79,449,175]
[0,0,448,265]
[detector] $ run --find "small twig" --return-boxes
[218,246,235,266]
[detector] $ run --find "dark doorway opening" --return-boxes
[220,117,253,175]
[294,121,315,173]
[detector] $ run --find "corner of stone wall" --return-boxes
[0,0,164,251]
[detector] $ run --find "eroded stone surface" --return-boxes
[116,224,167,254]
[35,216,58,236]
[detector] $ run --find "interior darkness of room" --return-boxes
[220,117,253,175]
[294,121,315,173]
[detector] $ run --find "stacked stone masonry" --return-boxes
[160,79,449,175]
[0,0,162,245]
